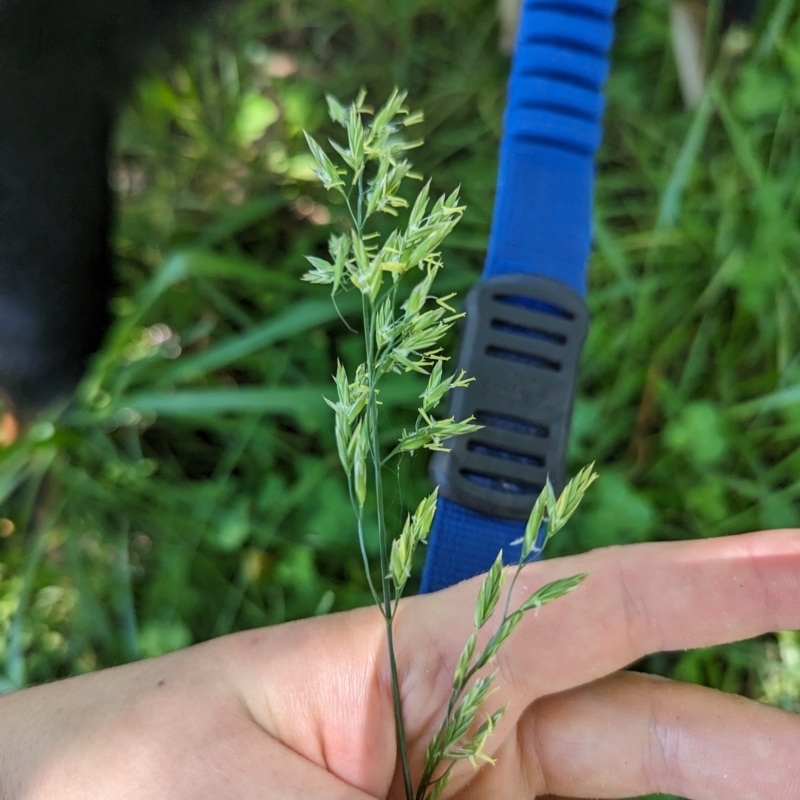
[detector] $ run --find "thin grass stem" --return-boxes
[348,480,382,609]
[114,522,141,662]
[364,294,415,800]
[386,615,415,800]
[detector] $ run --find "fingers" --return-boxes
[228,530,800,799]
[523,671,800,799]
[401,529,800,715]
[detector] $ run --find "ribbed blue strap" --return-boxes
[421,0,617,594]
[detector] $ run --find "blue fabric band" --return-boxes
[421,0,617,594]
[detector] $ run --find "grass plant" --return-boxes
[301,89,594,797]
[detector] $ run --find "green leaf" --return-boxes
[234,92,279,146]
[664,403,729,467]
[153,296,360,386]
[206,498,251,552]
[115,386,330,419]
[575,472,657,549]
[0,446,33,507]
[656,88,716,229]
[137,620,192,658]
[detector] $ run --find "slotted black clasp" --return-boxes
[430,274,588,520]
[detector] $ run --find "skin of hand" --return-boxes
[1,529,799,800]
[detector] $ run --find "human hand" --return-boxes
[1,529,798,799]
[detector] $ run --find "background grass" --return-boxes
[1,0,799,796]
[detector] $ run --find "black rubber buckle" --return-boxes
[430,274,588,520]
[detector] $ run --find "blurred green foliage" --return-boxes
[0,4,798,778]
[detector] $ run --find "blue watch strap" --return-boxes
[485,0,616,294]
[421,0,617,594]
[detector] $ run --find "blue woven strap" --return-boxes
[421,0,617,594]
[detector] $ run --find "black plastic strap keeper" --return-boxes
[430,274,588,520]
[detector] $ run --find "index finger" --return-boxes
[400,528,800,715]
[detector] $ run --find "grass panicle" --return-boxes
[303,90,595,800]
